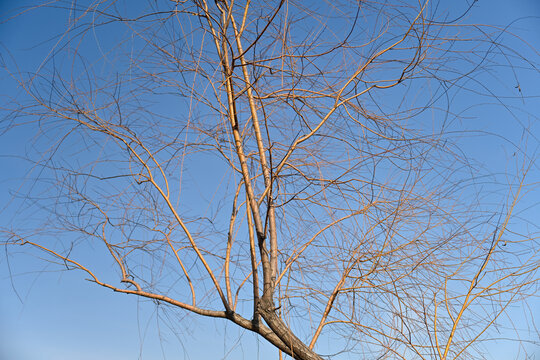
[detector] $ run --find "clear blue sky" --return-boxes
[1,1,539,359]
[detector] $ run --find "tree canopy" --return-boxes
[1,1,539,359]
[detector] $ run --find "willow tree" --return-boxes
[1,0,538,359]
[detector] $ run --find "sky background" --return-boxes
[1,1,539,359]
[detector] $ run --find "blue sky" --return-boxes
[1,1,539,359]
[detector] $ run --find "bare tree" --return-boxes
[1,1,538,359]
